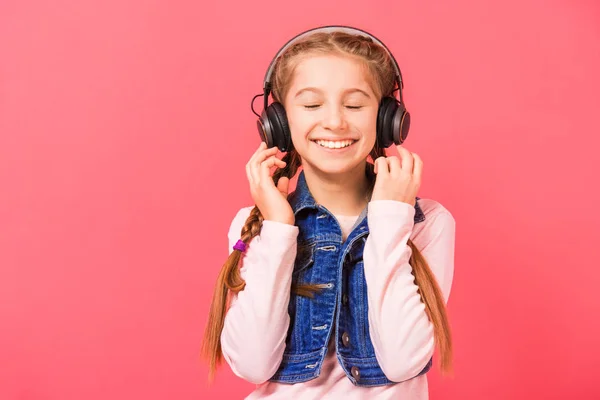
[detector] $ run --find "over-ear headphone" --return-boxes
[251,25,411,152]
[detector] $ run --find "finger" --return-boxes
[396,145,414,172]
[247,142,267,182]
[246,162,253,185]
[262,156,286,172]
[250,147,279,183]
[250,145,278,167]
[386,156,401,176]
[259,156,286,183]
[249,142,267,164]
[374,157,389,176]
[255,147,279,167]
[412,152,423,183]
[277,176,290,196]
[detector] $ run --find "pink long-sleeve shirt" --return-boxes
[220,198,456,399]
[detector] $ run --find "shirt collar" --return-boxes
[288,170,425,223]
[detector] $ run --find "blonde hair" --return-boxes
[201,30,453,382]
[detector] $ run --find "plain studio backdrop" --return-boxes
[1,0,599,399]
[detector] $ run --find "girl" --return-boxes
[202,26,456,399]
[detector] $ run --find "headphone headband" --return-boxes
[263,25,404,95]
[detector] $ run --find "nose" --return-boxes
[321,104,347,131]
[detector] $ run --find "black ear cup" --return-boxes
[376,97,395,148]
[258,102,292,152]
[269,102,292,152]
[376,96,410,148]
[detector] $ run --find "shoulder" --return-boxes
[413,197,456,238]
[231,206,255,221]
[417,198,454,222]
[227,206,255,239]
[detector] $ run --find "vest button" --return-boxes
[342,294,349,305]
[342,332,350,347]
[351,366,361,381]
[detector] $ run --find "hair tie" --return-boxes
[233,239,247,253]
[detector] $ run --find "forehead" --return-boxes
[289,54,374,93]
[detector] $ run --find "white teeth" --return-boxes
[315,139,355,149]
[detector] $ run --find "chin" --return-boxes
[294,138,374,176]
[303,158,366,177]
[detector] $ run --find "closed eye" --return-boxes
[303,105,363,110]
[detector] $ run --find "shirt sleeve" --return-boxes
[363,199,456,382]
[219,207,299,384]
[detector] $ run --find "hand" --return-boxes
[245,142,295,225]
[371,145,422,206]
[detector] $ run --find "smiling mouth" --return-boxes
[313,139,357,149]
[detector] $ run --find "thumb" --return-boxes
[277,176,290,196]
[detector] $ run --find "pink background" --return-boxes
[2,0,600,399]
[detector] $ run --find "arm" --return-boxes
[363,200,456,382]
[220,207,299,384]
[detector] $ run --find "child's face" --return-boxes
[283,54,380,177]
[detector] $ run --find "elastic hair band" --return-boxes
[233,240,247,253]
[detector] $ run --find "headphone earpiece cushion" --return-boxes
[377,96,410,147]
[377,97,397,148]
[266,102,292,152]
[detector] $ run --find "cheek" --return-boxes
[351,110,378,135]
[357,111,379,152]
[286,108,315,138]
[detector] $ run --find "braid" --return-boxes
[225,150,302,294]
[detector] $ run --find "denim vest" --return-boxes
[268,170,432,387]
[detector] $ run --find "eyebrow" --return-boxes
[294,87,372,99]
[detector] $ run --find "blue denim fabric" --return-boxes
[268,169,432,386]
